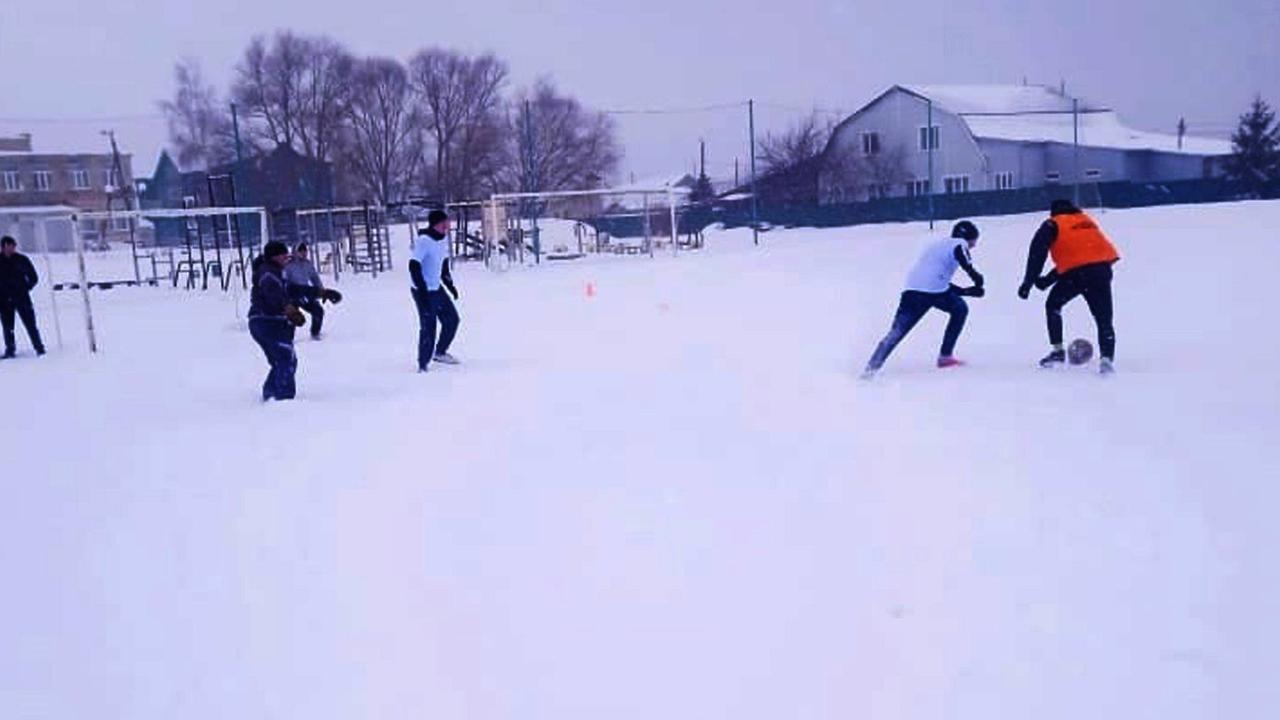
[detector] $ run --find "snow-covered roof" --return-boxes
[0,116,167,167]
[897,84,1232,156]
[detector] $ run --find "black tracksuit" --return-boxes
[409,230,460,370]
[1022,214,1117,360]
[0,252,45,356]
[248,258,297,400]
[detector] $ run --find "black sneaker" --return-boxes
[1038,349,1066,368]
[2,350,14,359]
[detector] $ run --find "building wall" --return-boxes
[0,153,135,211]
[823,89,987,201]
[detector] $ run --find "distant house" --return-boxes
[820,84,1233,203]
[0,133,136,250]
[138,145,335,246]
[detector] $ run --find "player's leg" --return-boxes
[932,290,969,365]
[864,292,931,374]
[1079,265,1116,370]
[1041,275,1083,367]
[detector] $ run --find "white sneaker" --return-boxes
[1099,358,1115,376]
[434,352,460,365]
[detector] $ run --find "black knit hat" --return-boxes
[951,220,979,241]
[1,235,15,247]
[1050,199,1079,215]
[263,240,290,259]
[427,209,449,228]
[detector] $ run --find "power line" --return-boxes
[0,113,166,123]
[600,101,748,116]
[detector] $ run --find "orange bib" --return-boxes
[1050,212,1119,273]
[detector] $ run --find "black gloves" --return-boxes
[321,288,343,304]
[1034,272,1058,290]
[284,304,307,327]
[444,282,459,301]
[1017,283,1032,300]
[969,271,985,288]
[950,284,985,298]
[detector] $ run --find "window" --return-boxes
[71,169,91,190]
[104,168,120,188]
[112,216,132,232]
[868,184,892,200]
[1045,171,1062,184]
[906,179,931,197]
[918,125,940,151]
[1,171,20,192]
[994,171,1016,190]
[860,132,881,156]
[1084,169,1102,180]
[944,175,970,194]
[32,171,52,191]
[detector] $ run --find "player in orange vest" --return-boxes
[1018,199,1121,374]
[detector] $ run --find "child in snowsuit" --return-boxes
[249,241,307,400]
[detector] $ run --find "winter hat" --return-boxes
[951,220,979,241]
[1,235,15,247]
[1050,199,1079,215]
[426,209,449,228]
[263,241,290,259]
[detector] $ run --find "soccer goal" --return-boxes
[480,184,692,270]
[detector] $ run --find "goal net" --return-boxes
[475,185,695,270]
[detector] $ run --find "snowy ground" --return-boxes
[3,202,1278,719]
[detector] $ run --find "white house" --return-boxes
[820,84,1233,203]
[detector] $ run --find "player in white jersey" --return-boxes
[862,221,985,378]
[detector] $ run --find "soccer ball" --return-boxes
[1068,338,1094,366]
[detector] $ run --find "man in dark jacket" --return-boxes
[0,235,46,358]
[249,241,306,400]
[1018,200,1121,374]
[283,242,340,339]
[409,210,461,372]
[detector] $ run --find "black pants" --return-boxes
[411,288,460,369]
[867,288,968,370]
[1046,263,1115,360]
[0,293,44,355]
[249,317,297,400]
[288,285,325,338]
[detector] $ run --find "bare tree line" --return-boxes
[161,31,621,204]
[756,111,909,204]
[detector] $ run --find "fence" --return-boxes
[590,178,1280,238]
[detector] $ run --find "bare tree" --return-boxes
[822,143,910,203]
[506,79,621,193]
[755,112,832,203]
[160,58,237,169]
[758,112,830,175]
[408,49,508,199]
[345,57,420,204]
[231,32,354,162]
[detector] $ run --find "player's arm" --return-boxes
[952,245,983,287]
[409,258,429,293]
[441,258,459,299]
[1020,221,1056,295]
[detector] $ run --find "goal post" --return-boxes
[483,184,691,269]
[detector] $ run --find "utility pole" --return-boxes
[734,157,739,187]
[1073,97,1081,206]
[699,139,706,178]
[749,99,759,246]
[927,99,935,230]
[1177,117,1187,151]
[104,129,141,284]
[230,103,244,163]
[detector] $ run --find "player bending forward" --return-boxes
[863,220,986,378]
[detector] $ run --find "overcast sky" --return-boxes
[2,0,1276,181]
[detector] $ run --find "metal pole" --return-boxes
[70,214,98,353]
[231,103,244,164]
[35,218,64,350]
[927,99,935,230]
[1073,97,1081,206]
[643,193,653,257]
[749,99,759,245]
[668,189,679,258]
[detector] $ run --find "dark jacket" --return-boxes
[0,252,38,299]
[248,256,290,319]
